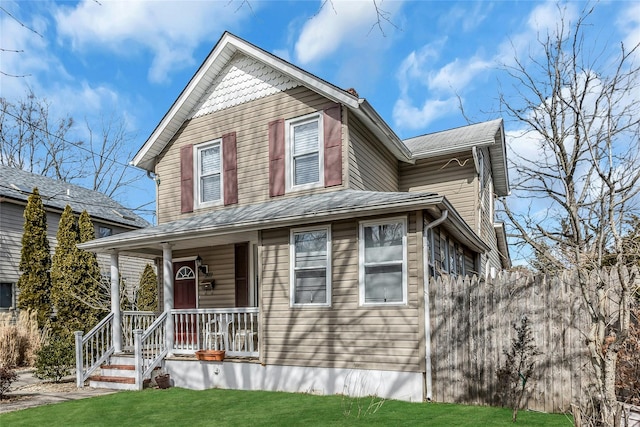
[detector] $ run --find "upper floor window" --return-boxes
[196,140,222,207]
[290,226,331,306]
[359,217,407,305]
[286,112,324,191]
[98,226,112,238]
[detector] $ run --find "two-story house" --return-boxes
[77,32,510,402]
[0,165,150,313]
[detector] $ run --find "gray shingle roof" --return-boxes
[0,165,149,229]
[79,189,450,251]
[403,119,503,157]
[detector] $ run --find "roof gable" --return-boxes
[133,31,412,172]
[191,53,299,118]
[403,119,510,196]
[0,165,149,229]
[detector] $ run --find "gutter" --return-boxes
[423,209,448,401]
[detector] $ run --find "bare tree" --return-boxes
[498,4,640,425]
[1,91,146,209]
[0,91,78,181]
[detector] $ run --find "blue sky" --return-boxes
[2,1,639,261]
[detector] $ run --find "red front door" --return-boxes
[174,260,197,309]
[173,260,197,346]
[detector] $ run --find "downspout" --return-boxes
[423,209,448,401]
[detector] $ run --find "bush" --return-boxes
[496,315,540,423]
[0,366,18,399]
[34,335,74,383]
[0,310,42,367]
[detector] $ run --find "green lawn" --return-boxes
[0,388,572,426]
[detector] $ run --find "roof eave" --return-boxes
[78,195,445,253]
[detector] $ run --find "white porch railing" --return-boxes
[122,311,157,350]
[75,312,115,388]
[133,311,168,390]
[172,307,259,357]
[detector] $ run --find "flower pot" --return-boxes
[156,374,171,389]
[195,350,225,361]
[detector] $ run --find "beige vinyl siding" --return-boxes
[260,214,423,372]
[0,200,149,312]
[347,113,398,192]
[0,202,24,286]
[399,154,477,229]
[156,87,347,224]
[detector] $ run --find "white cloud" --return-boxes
[392,97,458,130]
[438,2,491,33]
[618,2,640,54]
[54,0,253,84]
[295,0,404,64]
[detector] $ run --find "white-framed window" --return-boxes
[290,226,331,306]
[98,226,112,238]
[286,112,324,191]
[457,248,465,277]
[440,235,449,273]
[195,140,222,207]
[359,217,407,305]
[449,241,456,275]
[176,266,196,280]
[425,226,436,277]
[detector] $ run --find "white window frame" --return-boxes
[290,225,331,307]
[285,112,324,192]
[194,139,223,208]
[359,217,408,306]
[425,226,436,277]
[440,234,449,273]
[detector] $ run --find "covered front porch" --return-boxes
[75,307,260,390]
[75,227,260,390]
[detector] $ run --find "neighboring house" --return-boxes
[0,165,151,313]
[77,32,510,401]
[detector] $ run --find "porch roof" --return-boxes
[78,190,488,256]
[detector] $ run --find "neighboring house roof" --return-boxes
[0,165,149,229]
[79,189,488,256]
[404,119,510,196]
[132,31,413,172]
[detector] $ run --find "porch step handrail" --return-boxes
[134,311,168,390]
[75,312,115,388]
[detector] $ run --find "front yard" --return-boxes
[0,387,571,426]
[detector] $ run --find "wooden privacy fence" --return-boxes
[429,267,637,413]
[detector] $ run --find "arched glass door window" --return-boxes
[175,266,196,280]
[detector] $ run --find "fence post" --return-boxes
[74,331,84,388]
[133,329,143,391]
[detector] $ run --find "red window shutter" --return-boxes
[269,119,285,197]
[223,132,238,205]
[324,104,342,187]
[180,144,194,213]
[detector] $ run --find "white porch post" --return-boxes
[110,251,122,353]
[162,243,174,353]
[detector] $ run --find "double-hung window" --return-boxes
[195,140,222,207]
[290,227,331,306]
[286,113,323,190]
[359,218,407,305]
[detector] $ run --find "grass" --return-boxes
[0,388,572,426]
